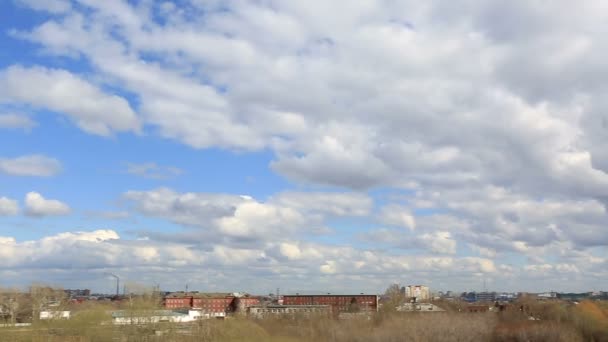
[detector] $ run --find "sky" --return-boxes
[1,0,608,295]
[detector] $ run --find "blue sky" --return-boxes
[1,0,608,294]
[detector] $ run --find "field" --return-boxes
[1,299,608,342]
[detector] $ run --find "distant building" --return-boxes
[112,310,205,324]
[64,289,91,298]
[39,311,70,320]
[247,305,330,319]
[476,292,497,303]
[397,303,445,312]
[164,292,194,309]
[466,305,490,313]
[163,292,260,315]
[405,285,430,302]
[282,294,378,313]
[537,292,557,299]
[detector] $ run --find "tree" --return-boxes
[382,283,405,313]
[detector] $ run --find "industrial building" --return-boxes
[163,292,260,315]
[282,294,378,313]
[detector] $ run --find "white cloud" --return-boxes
[13,0,608,198]
[271,191,373,217]
[0,113,36,130]
[0,197,19,216]
[0,227,601,292]
[126,162,183,179]
[378,204,416,230]
[0,154,61,177]
[124,188,308,242]
[6,0,608,291]
[419,231,457,255]
[0,65,140,136]
[24,191,71,217]
[15,0,71,13]
[125,188,373,243]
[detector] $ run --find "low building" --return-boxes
[247,305,330,319]
[39,310,71,320]
[476,292,497,303]
[396,303,445,312]
[112,310,205,325]
[537,292,557,299]
[466,305,490,313]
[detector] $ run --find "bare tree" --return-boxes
[382,283,405,312]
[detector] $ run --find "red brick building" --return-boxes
[235,296,261,312]
[282,294,378,313]
[164,293,193,309]
[163,293,260,314]
[192,295,234,314]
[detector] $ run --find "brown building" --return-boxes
[192,294,234,314]
[282,294,378,313]
[164,292,260,314]
[466,305,490,313]
[164,292,193,309]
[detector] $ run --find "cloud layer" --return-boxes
[1,0,608,292]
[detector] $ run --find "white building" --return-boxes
[397,303,445,312]
[112,310,210,325]
[40,310,71,320]
[405,285,430,302]
[247,305,330,319]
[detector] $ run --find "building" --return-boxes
[404,285,430,302]
[112,310,205,324]
[164,292,193,309]
[537,292,557,300]
[163,292,260,315]
[466,305,490,313]
[396,303,445,312]
[64,289,91,298]
[247,305,330,319]
[234,296,261,313]
[192,293,235,314]
[282,294,378,313]
[476,292,497,303]
[39,311,71,320]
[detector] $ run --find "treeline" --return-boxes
[2,285,608,341]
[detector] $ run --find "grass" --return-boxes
[1,299,607,341]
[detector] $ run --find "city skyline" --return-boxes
[1,0,608,293]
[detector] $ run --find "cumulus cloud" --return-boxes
[13,0,608,196]
[10,1,608,192]
[0,154,61,177]
[126,162,183,179]
[124,188,371,245]
[0,113,36,130]
[6,0,608,290]
[378,204,416,230]
[0,65,140,136]
[271,191,372,217]
[0,229,529,292]
[24,191,71,217]
[0,197,19,216]
[15,0,71,13]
